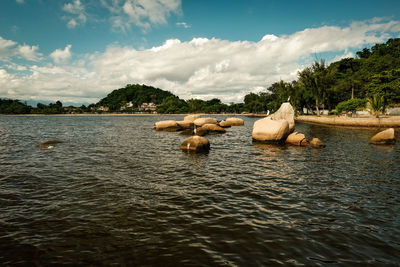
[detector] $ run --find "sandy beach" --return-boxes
[296,115,400,128]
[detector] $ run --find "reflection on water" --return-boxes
[0,116,399,265]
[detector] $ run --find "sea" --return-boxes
[0,115,399,266]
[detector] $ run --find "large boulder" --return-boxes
[369,128,396,145]
[286,132,309,146]
[154,120,181,131]
[184,114,201,122]
[219,117,244,127]
[180,136,210,152]
[310,138,326,148]
[271,102,295,132]
[252,117,290,143]
[194,117,218,127]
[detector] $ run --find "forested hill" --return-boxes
[96,84,175,111]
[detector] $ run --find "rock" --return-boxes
[271,102,295,132]
[180,136,210,152]
[176,121,194,130]
[39,140,62,151]
[184,114,201,122]
[197,123,226,135]
[252,117,290,143]
[310,138,326,148]
[179,129,194,136]
[154,120,181,131]
[286,132,309,146]
[194,117,218,127]
[369,128,396,145]
[195,127,208,136]
[220,117,244,127]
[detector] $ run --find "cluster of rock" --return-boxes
[154,115,245,152]
[252,102,326,148]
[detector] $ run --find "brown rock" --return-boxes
[271,102,295,133]
[180,136,210,152]
[176,121,194,129]
[220,117,244,127]
[286,132,308,146]
[310,138,326,148]
[184,114,201,122]
[252,117,290,143]
[179,129,194,136]
[201,123,226,133]
[194,117,218,127]
[369,128,396,145]
[154,120,181,131]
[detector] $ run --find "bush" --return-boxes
[336,98,367,114]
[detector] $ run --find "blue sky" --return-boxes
[1,0,400,105]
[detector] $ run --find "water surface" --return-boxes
[0,115,399,266]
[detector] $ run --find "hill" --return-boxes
[96,84,175,112]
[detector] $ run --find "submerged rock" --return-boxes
[286,132,309,146]
[200,123,226,133]
[271,102,295,133]
[252,117,290,143]
[310,138,326,148]
[154,120,181,131]
[369,128,396,145]
[176,121,194,130]
[39,140,63,150]
[180,136,210,152]
[194,118,218,127]
[179,129,194,136]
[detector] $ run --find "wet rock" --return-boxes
[179,129,194,136]
[200,123,226,133]
[154,120,181,131]
[176,121,194,130]
[252,117,290,143]
[194,118,218,127]
[271,102,295,133]
[195,127,208,136]
[180,136,210,152]
[286,132,309,146]
[369,128,396,145]
[310,138,326,148]
[220,118,244,127]
[39,140,62,150]
[184,114,201,122]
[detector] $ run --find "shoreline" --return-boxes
[295,115,400,128]
[0,113,246,117]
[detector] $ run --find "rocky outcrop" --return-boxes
[39,140,62,150]
[286,132,309,146]
[310,138,326,148]
[252,117,290,143]
[194,117,218,127]
[180,136,210,152]
[184,114,201,122]
[219,118,244,127]
[154,120,181,131]
[271,102,295,132]
[369,128,396,145]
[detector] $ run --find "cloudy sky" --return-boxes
[1,0,400,105]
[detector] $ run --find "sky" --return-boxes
[1,0,400,105]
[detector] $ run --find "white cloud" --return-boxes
[102,0,181,32]
[1,18,399,104]
[17,44,42,61]
[0,37,42,61]
[176,22,190,28]
[63,0,87,28]
[50,45,72,64]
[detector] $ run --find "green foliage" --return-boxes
[97,84,175,111]
[31,101,64,114]
[156,96,188,113]
[336,98,367,114]
[368,94,386,117]
[0,99,31,114]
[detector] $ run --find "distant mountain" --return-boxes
[96,84,176,111]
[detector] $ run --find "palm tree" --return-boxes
[368,94,385,118]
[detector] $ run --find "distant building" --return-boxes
[140,102,157,111]
[120,101,134,111]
